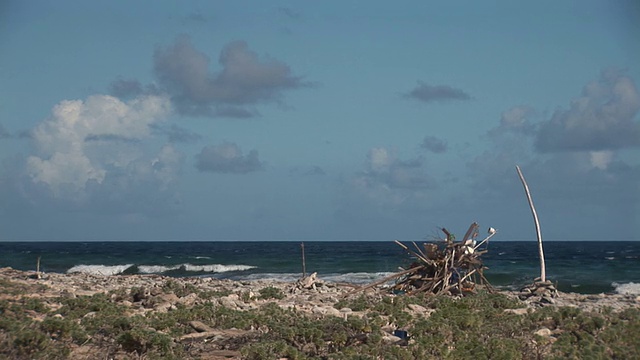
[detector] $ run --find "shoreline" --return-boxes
[2,266,639,359]
[2,266,638,313]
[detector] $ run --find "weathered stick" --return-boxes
[301,242,306,278]
[516,165,546,283]
[473,231,497,251]
[395,240,433,266]
[349,266,424,295]
[462,222,479,242]
[36,256,41,279]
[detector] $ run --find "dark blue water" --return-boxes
[0,241,638,294]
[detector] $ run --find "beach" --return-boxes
[1,267,639,359]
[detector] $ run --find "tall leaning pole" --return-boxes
[515,165,546,283]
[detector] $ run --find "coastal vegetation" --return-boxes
[1,271,638,360]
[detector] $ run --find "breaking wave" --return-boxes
[613,282,640,295]
[67,263,256,276]
[67,264,134,276]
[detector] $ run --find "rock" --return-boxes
[407,304,428,313]
[154,302,172,312]
[324,307,342,317]
[311,306,342,317]
[534,328,552,337]
[381,325,395,334]
[504,308,528,316]
[540,296,556,305]
[381,334,403,344]
[297,272,318,290]
[179,331,224,342]
[189,321,213,333]
[150,286,163,296]
[154,293,180,304]
[82,311,96,319]
[178,293,198,306]
[534,287,549,296]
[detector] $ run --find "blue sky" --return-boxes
[1,1,639,241]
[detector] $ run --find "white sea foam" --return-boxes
[182,264,256,273]
[240,273,302,282]
[237,272,395,284]
[67,264,133,276]
[613,282,640,295]
[138,265,181,274]
[323,272,395,284]
[136,263,256,274]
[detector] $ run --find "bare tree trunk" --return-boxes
[516,165,546,282]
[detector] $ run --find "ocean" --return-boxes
[1,241,639,295]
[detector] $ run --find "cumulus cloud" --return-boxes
[154,35,308,117]
[488,105,537,137]
[421,136,448,153]
[535,70,640,152]
[357,147,433,190]
[25,94,173,200]
[404,81,471,103]
[195,142,264,173]
[464,71,640,240]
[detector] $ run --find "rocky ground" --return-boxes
[1,267,639,359]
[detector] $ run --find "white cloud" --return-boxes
[535,70,640,152]
[25,94,172,200]
[195,142,264,174]
[348,147,434,210]
[589,150,614,170]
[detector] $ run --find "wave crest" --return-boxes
[182,264,256,273]
[613,282,640,295]
[67,264,133,276]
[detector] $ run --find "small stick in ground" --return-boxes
[301,242,306,278]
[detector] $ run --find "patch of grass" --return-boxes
[258,286,285,300]
[162,279,197,297]
[1,280,639,360]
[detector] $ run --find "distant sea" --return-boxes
[1,241,639,295]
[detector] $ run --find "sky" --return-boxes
[0,1,639,241]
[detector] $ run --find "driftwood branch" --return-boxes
[348,266,424,295]
[516,165,546,283]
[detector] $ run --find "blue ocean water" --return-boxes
[0,241,638,295]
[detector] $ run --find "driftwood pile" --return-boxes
[355,223,497,296]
